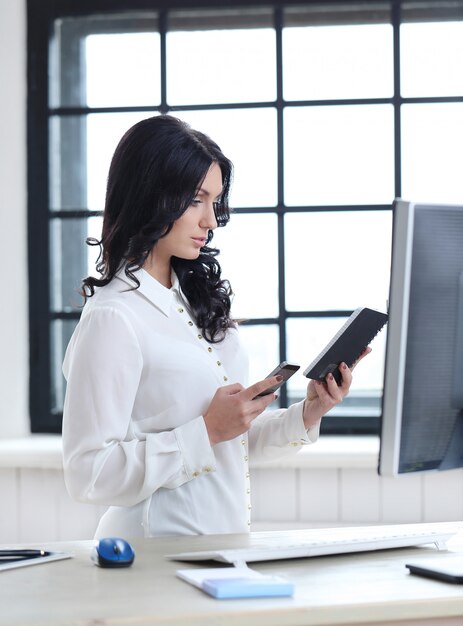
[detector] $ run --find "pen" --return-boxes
[0,549,50,561]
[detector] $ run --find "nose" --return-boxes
[200,201,218,230]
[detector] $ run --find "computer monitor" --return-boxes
[379,199,463,476]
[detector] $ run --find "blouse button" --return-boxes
[247,521,251,526]
[223,376,228,381]
[246,472,250,478]
[198,334,203,339]
[241,439,246,445]
[247,488,251,494]
[192,471,200,477]
[248,504,252,510]
[217,360,221,366]
[178,308,184,313]
[244,455,248,462]
[188,321,194,326]
[208,347,213,353]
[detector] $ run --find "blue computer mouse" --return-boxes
[93,537,135,568]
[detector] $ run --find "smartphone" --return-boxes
[406,558,463,584]
[253,362,300,399]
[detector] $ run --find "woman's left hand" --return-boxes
[303,347,372,430]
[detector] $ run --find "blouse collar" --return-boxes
[115,266,181,317]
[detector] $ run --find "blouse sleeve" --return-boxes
[247,401,321,464]
[62,306,216,507]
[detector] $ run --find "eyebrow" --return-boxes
[196,187,221,200]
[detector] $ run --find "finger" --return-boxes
[338,362,353,390]
[325,372,344,403]
[220,382,245,396]
[244,375,283,401]
[312,379,332,403]
[351,346,372,371]
[250,391,278,415]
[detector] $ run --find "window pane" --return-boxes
[167,11,275,105]
[50,216,103,312]
[49,116,87,210]
[401,103,463,204]
[284,105,394,205]
[238,324,279,388]
[401,21,463,97]
[49,13,159,108]
[285,211,392,312]
[213,213,278,319]
[86,33,161,107]
[49,113,150,210]
[286,318,386,416]
[176,109,277,207]
[51,319,79,413]
[283,23,393,100]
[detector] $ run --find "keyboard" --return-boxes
[166,522,460,565]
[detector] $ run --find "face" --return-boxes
[154,162,223,265]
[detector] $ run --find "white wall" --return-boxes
[0,0,29,437]
[2,452,463,543]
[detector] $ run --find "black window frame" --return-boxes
[27,0,463,434]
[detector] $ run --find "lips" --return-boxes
[191,237,207,246]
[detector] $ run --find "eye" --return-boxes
[191,198,202,206]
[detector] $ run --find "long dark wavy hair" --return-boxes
[82,115,234,343]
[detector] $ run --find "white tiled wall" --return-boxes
[251,466,463,530]
[1,461,462,543]
[1,468,106,543]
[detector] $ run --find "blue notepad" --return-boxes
[176,566,294,599]
[202,576,294,599]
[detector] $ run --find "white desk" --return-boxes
[2,529,463,626]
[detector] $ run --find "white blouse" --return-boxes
[62,268,319,538]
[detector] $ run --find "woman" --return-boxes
[62,115,363,538]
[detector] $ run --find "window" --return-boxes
[27,0,463,433]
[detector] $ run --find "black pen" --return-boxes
[0,549,50,561]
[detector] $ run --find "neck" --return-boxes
[143,252,172,289]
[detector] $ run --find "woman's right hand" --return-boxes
[203,376,282,445]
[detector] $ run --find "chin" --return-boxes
[177,249,201,260]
